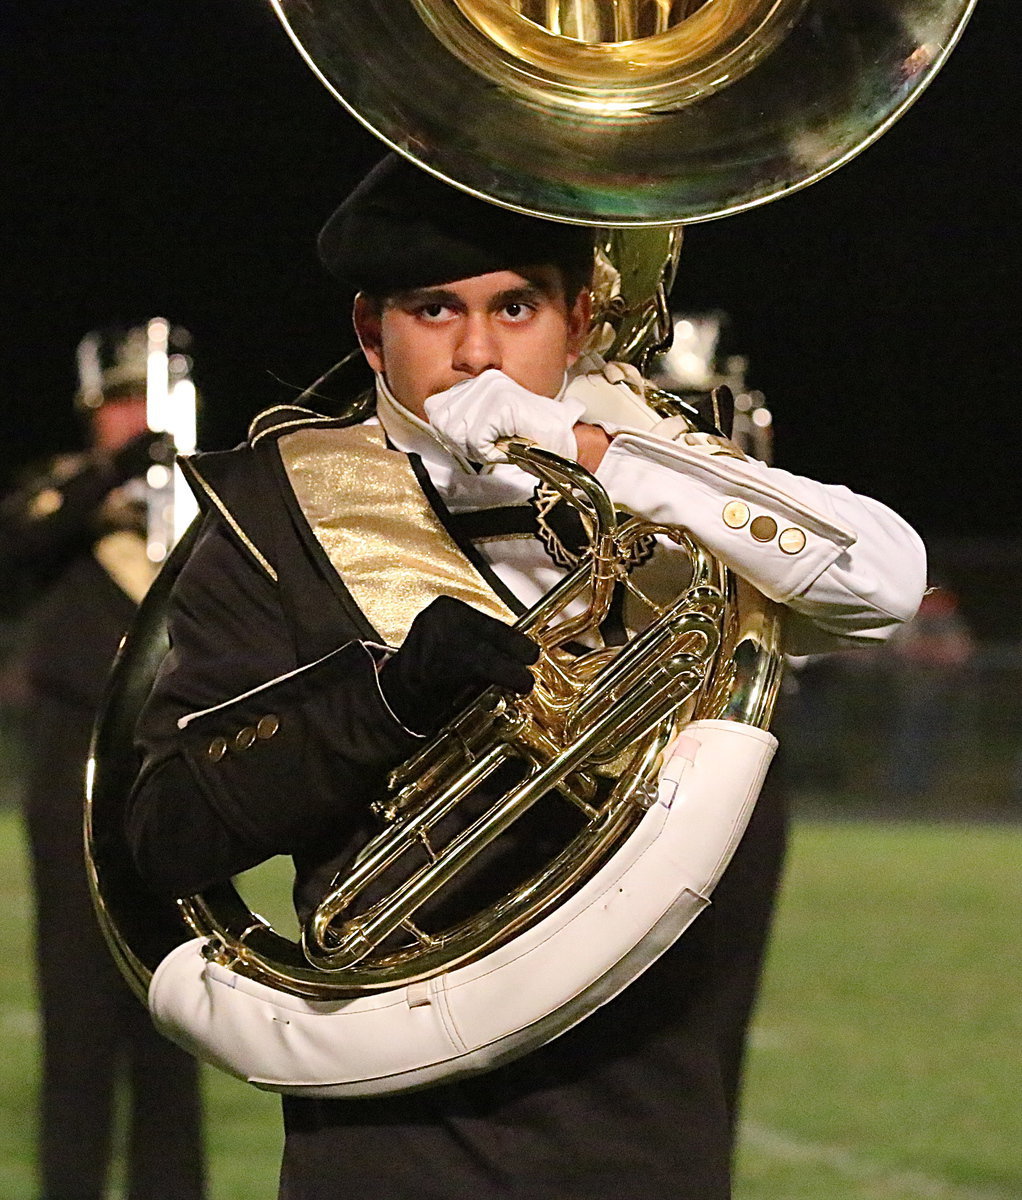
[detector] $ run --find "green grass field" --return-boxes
[0,810,1018,1199]
[734,822,1021,1200]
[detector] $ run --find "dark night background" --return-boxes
[2,1,1019,619]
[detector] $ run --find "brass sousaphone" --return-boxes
[86,0,976,1096]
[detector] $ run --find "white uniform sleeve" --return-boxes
[595,431,927,655]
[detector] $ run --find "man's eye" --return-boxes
[502,302,534,322]
[416,303,453,322]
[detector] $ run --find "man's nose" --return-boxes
[452,315,501,376]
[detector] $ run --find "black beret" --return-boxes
[318,154,594,295]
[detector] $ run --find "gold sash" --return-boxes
[278,424,517,646]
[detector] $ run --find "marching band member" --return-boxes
[0,327,206,1200]
[128,155,924,1200]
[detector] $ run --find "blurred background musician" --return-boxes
[0,325,206,1200]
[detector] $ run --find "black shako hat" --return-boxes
[318,154,595,295]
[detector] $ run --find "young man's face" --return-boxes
[354,266,590,420]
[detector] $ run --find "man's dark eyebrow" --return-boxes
[387,287,462,308]
[490,284,548,308]
[385,282,551,310]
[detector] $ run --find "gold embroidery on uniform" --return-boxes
[532,480,656,573]
[278,424,516,646]
[532,480,583,569]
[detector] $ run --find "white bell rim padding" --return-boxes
[149,718,777,1097]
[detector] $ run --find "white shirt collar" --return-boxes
[371,372,543,512]
[373,373,474,473]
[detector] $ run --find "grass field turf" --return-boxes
[0,810,1018,1199]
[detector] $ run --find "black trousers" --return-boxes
[24,696,206,1200]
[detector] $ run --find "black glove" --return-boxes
[110,430,175,485]
[379,595,539,734]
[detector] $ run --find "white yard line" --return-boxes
[741,1122,1016,1200]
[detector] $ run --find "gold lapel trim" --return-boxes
[247,403,325,445]
[278,424,517,646]
[181,459,278,582]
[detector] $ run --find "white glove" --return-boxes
[564,354,661,435]
[424,369,586,464]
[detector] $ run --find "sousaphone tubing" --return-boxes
[86,0,976,1096]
